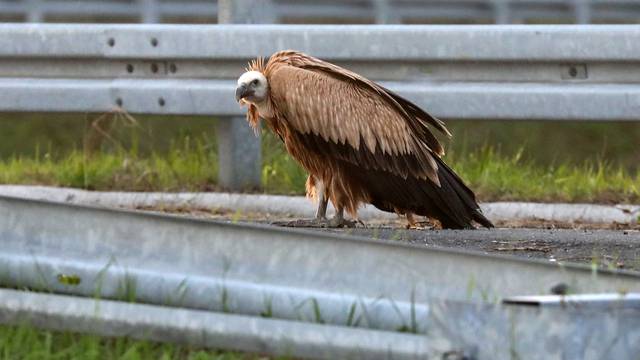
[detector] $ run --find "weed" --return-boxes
[394,290,419,334]
[230,209,243,224]
[117,271,137,303]
[466,276,476,300]
[310,298,325,324]
[165,278,190,307]
[216,284,230,313]
[261,296,273,318]
[56,273,82,286]
[345,302,360,327]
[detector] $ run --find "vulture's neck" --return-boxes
[253,99,275,120]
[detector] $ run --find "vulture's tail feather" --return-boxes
[433,157,494,229]
[364,156,494,230]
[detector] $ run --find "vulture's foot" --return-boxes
[405,213,438,230]
[406,221,436,230]
[327,216,362,228]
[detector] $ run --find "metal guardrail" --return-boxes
[2,289,640,359]
[0,289,436,360]
[1,24,640,188]
[1,196,640,358]
[3,0,640,25]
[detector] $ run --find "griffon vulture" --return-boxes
[235,50,493,229]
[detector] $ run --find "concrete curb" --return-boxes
[0,185,638,225]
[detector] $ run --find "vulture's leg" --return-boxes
[327,207,358,228]
[274,191,359,228]
[314,179,328,219]
[272,178,331,228]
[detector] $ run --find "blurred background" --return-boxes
[2,0,640,24]
[0,0,638,201]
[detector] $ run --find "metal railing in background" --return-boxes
[0,23,639,188]
[2,0,640,25]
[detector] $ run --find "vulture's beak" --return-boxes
[235,83,253,102]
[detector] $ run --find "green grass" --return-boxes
[0,324,264,360]
[3,114,639,169]
[448,147,639,204]
[0,138,219,192]
[0,132,637,203]
[0,113,638,203]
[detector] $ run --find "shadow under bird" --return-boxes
[235,50,493,229]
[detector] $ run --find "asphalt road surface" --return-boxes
[317,227,640,271]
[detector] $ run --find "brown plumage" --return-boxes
[235,50,492,229]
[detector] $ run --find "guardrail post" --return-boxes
[573,0,591,24]
[25,0,43,22]
[372,0,398,24]
[216,119,262,190]
[217,0,274,190]
[139,0,160,23]
[493,0,510,24]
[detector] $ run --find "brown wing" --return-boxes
[269,51,451,147]
[267,59,444,184]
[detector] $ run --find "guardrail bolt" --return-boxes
[107,38,115,47]
[169,63,177,73]
[562,64,587,80]
[158,97,165,107]
[150,37,159,47]
[151,63,159,73]
[126,64,134,73]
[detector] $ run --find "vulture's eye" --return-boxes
[251,79,259,85]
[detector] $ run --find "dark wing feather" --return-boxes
[293,131,492,229]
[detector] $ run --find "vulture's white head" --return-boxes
[235,71,268,105]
